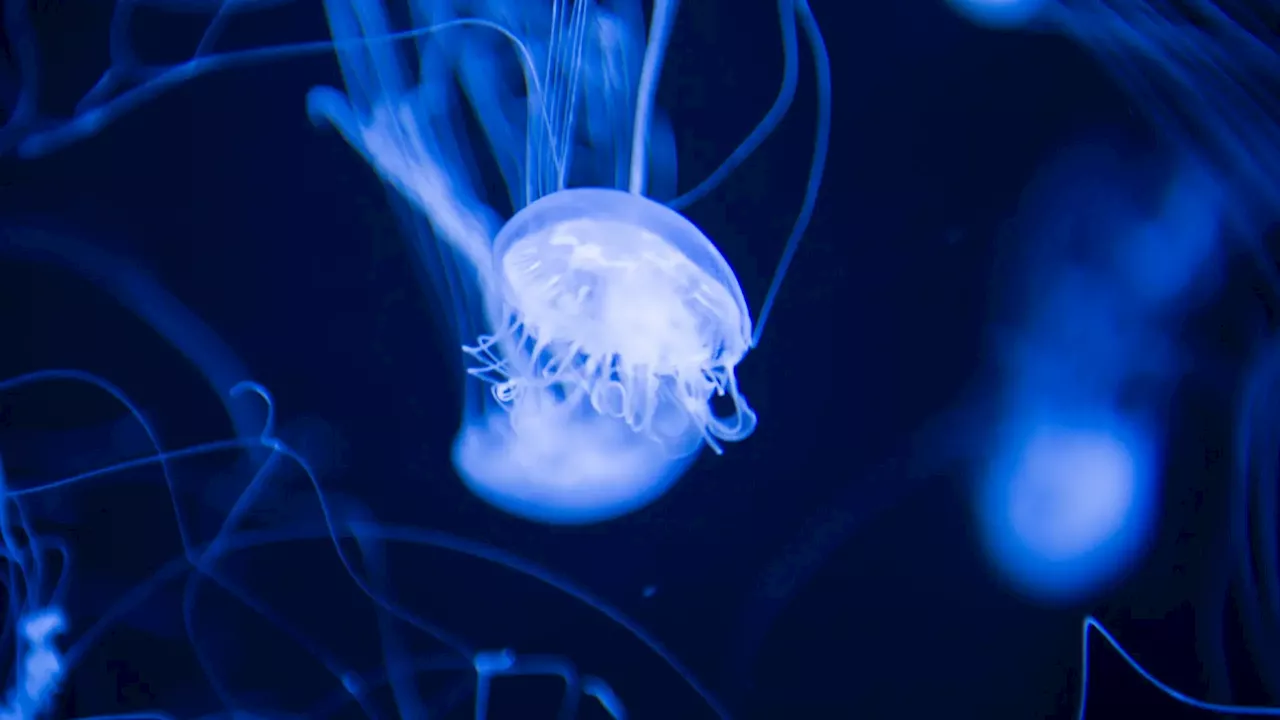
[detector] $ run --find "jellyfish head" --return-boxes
[455,187,758,524]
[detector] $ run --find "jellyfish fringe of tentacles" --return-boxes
[0,368,731,719]
[305,0,831,524]
[945,0,1280,251]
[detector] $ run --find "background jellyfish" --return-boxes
[975,141,1217,595]
[940,0,1280,712]
[305,0,830,524]
[970,120,1280,716]
[968,134,1225,601]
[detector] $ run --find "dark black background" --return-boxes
[0,0,1269,718]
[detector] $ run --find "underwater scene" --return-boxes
[0,0,1279,717]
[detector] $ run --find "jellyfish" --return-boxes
[1,0,831,524]
[305,0,831,524]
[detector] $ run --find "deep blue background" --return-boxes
[0,1,1265,718]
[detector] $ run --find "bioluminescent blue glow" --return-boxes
[308,0,830,524]
[979,142,1221,602]
[972,138,1280,713]
[946,0,1280,239]
[979,412,1156,601]
[0,0,831,525]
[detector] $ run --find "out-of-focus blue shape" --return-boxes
[979,414,1155,602]
[976,141,1227,603]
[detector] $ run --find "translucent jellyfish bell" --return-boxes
[489,188,756,451]
[456,187,757,522]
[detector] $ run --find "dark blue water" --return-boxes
[0,1,1268,719]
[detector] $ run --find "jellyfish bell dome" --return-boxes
[494,187,754,361]
[493,187,757,447]
[454,187,759,525]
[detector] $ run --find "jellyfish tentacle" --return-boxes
[668,0,801,212]
[627,0,679,196]
[751,0,830,348]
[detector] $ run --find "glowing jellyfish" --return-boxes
[1,0,831,524]
[306,0,831,523]
[454,187,757,521]
[975,141,1225,604]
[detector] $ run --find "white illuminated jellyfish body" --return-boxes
[458,187,756,519]
[308,0,830,523]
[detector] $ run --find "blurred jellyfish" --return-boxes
[305,0,830,523]
[1,0,831,524]
[944,0,1280,240]
[975,142,1223,604]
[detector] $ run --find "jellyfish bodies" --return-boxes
[307,0,829,523]
[971,137,1280,716]
[456,187,757,521]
